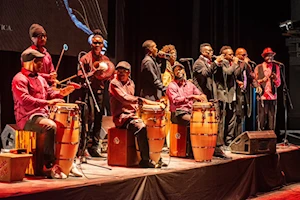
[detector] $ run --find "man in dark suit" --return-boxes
[140,40,167,101]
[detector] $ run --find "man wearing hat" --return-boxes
[254,47,281,131]
[109,61,163,168]
[25,23,57,85]
[166,63,207,125]
[12,49,75,179]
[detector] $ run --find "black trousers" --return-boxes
[218,101,236,146]
[257,100,276,131]
[119,118,150,161]
[87,91,104,147]
[24,115,56,166]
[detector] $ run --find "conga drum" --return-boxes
[190,102,218,162]
[50,103,80,175]
[140,104,166,164]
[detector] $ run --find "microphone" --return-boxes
[272,60,284,66]
[158,51,171,59]
[179,58,193,62]
[248,60,257,65]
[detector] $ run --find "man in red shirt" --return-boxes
[166,63,207,125]
[24,24,58,85]
[109,61,163,168]
[254,47,281,131]
[12,49,75,179]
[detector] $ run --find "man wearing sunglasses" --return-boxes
[235,48,262,136]
[24,24,58,85]
[79,30,110,158]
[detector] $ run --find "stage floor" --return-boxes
[1,145,300,200]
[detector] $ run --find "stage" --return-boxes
[1,145,300,200]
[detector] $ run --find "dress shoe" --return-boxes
[139,160,155,168]
[88,147,106,158]
[158,158,168,167]
[213,147,232,160]
[70,163,83,177]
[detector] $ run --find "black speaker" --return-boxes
[229,130,277,155]
[1,124,19,149]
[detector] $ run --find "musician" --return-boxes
[79,29,111,157]
[192,43,217,100]
[12,49,75,179]
[140,40,168,166]
[254,47,281,131]
[140,40,167,101]
[109,61,163,168]
[214,46,240,151]
[234,48,262,135]
[24,24,57,85]
[166,63,207,125]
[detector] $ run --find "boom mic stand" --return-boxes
[76,53,111,171]
[278,63,294,147]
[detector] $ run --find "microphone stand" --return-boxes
[181,59,194,79]
[279,63,294,147]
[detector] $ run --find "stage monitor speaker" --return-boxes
[1,124,20,149]
[229,130,277,155]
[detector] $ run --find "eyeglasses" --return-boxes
[93,41,103,45]
[37,34,47,39]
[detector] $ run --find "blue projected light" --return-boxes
[63,0,108,55]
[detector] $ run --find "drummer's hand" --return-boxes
[50,72,58,80]
[197,94,208,102]
[48,98,65,105]
[59,85,75,96]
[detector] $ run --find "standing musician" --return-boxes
[140,40,168,167]
[254,47,281,131]
[158,44,179,147]
[109,61,164,168]
[235,48,262,136]
[24,24,58,85]
[214,46,241,153]
[193,43,217,101]
[78,29,112,157]
[12,49,75,179]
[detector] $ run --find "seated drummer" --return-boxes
[109,61,163,168]
[167,63,230,159]
[166,63,207,125]
[12,49,76,179]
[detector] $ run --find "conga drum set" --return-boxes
[49,103,80,175]
[140,104,166,164]
[190,102,218,162]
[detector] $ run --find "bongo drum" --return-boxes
[140,104,166,163]
[50,103,80,175]
[190,102,218,162]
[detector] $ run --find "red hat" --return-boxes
[261,47,276,58]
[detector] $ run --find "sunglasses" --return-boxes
[93,41,103,45]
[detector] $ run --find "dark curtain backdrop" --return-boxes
[0,0,293,136]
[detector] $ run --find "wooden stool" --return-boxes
[15,130,45,176]
[108,127,140,167]
[0,153,32,182]
[170,124,192,157]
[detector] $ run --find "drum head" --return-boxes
[142,104,164,112]
[54,103,79,110]
[193,102,214,110]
